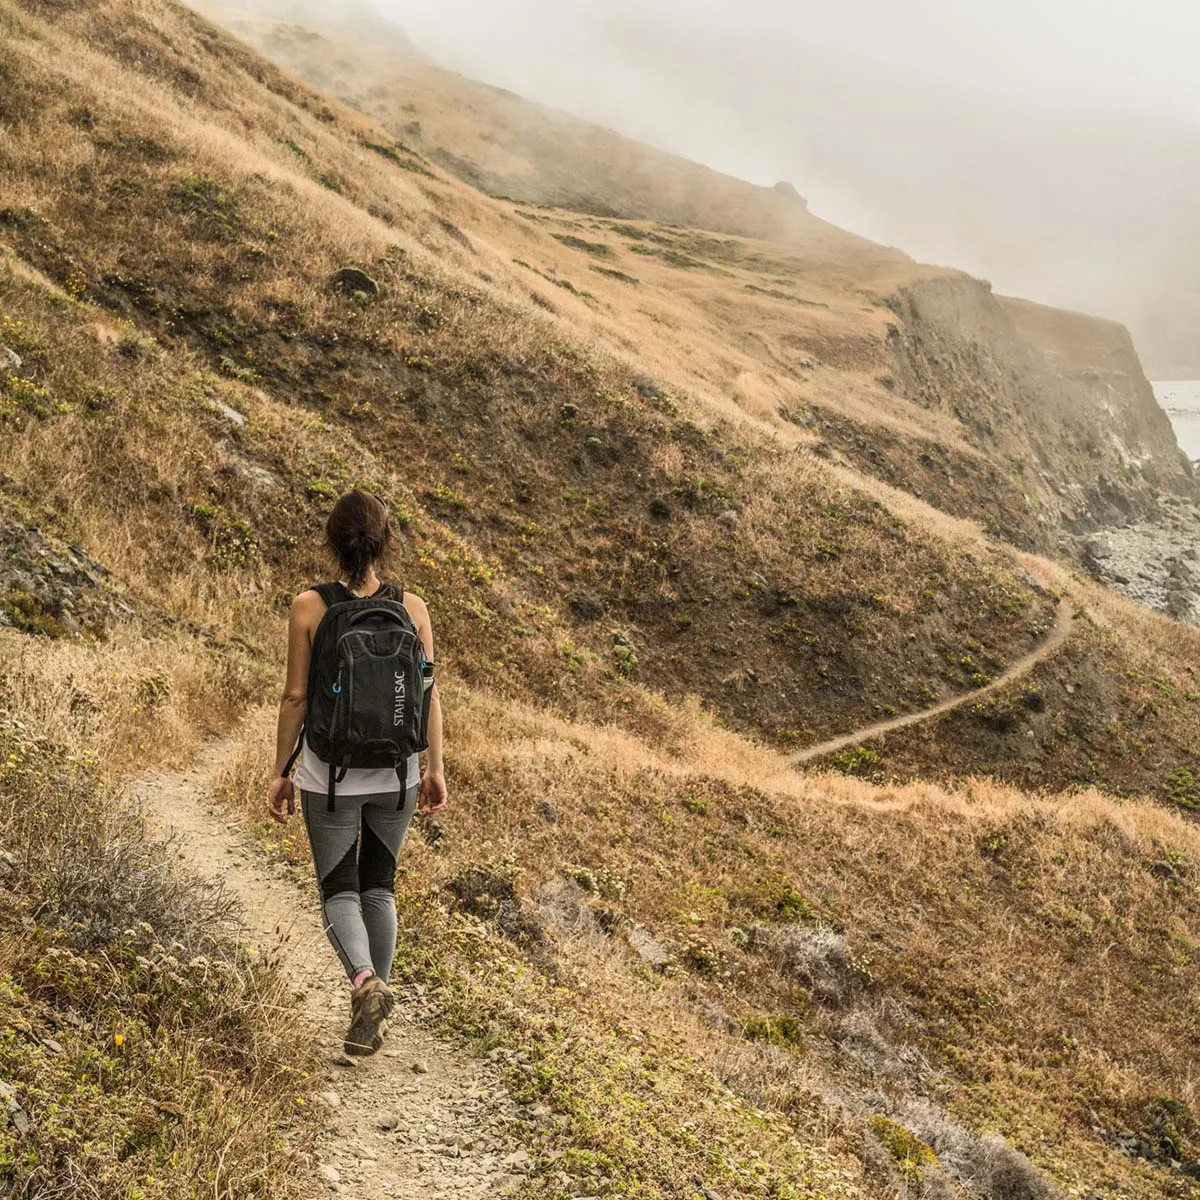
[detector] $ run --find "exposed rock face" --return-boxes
[889,277,1196,556]
[772,180,808,209]
[890,277,1200,625]
[329,266,380,298]
[0,521,129,636]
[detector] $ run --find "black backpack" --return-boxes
[284,582,434,810]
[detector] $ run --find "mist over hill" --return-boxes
[374,2,1200,378]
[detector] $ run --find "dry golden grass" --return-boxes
[443,687,1200,1197]
[0,62,1057,756]
[210,674,1200,1198]
[0,712,317,1200]
[3,2,1199,1196]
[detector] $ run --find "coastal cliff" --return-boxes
[889,276,1200,621]
[890,277,1195,541]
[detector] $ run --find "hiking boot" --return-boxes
[344,975,395,1056]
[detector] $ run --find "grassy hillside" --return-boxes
[0,0,1063,753]
[193,0,830,243]
[193,0,1199,560]
[1,1,1199,1198]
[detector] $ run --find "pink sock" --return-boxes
[351,969,373,989]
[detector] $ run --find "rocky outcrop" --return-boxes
[0,521,130,636]
[1082,495,1200,627]
[889,277,1196,556]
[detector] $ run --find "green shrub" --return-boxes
[1166,768,1199,811]
[217,356,258,383]
[833,746,880,776]
[612,644,638,678]
[304,478,338,501]
[741,1013,804,1048]
[866,1116,938,1187]
[2,374,68,421]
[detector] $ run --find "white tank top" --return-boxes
[294,740,419,796]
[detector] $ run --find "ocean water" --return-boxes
[1153,381,1200,463]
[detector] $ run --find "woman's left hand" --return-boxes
[419,771,448,813]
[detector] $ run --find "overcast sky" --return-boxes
[366,0,1200,371]
[378,0,1200,128]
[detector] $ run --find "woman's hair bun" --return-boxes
[324,490,393,586]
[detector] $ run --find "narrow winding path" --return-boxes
[790,596,1074,766]
[133,745,530,1199]
[127,577,1077,1194]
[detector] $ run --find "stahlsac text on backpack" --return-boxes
[285,582,434,810]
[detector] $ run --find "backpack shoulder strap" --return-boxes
[312,582,351,609]
[375,581,404,603]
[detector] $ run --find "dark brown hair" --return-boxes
[324,489,392,587]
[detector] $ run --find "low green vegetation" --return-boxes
[1165,767,1199,811]
[833,747,880,776]
[0,589,67,638]
[168,175,241,241]
[865,1117,937,1189]
[612,643,638,677]
[741,1013,804,1048]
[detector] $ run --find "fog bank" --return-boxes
[378,0,1200,375]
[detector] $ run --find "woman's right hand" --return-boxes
[268,776,296,823]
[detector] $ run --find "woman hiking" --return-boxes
[267,489,446,1055]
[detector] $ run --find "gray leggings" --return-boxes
[301,787,418,984]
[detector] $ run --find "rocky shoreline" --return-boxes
[1081,493,1200,626]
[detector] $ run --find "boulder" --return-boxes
[772,180,808,209]
[0,522,129,636]
[330,267,380,297]
[626,924,671,972]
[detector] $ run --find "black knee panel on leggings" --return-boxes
[319,843,359,902]
[358,819,397,894]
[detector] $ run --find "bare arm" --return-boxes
[406,592,447,811]
[268,591,319,821]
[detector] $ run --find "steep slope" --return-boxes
[191,0,1200,575]
[890,280,1195,540]
[0,0,1063,755]
[194,0,826,244]
[2,3,1200,1200]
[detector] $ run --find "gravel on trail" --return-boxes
[134,744,535,1199]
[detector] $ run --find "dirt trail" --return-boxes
[133,744,530,1199]
[791,596,1074,766]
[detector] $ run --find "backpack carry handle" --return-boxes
[346,604,411,626]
